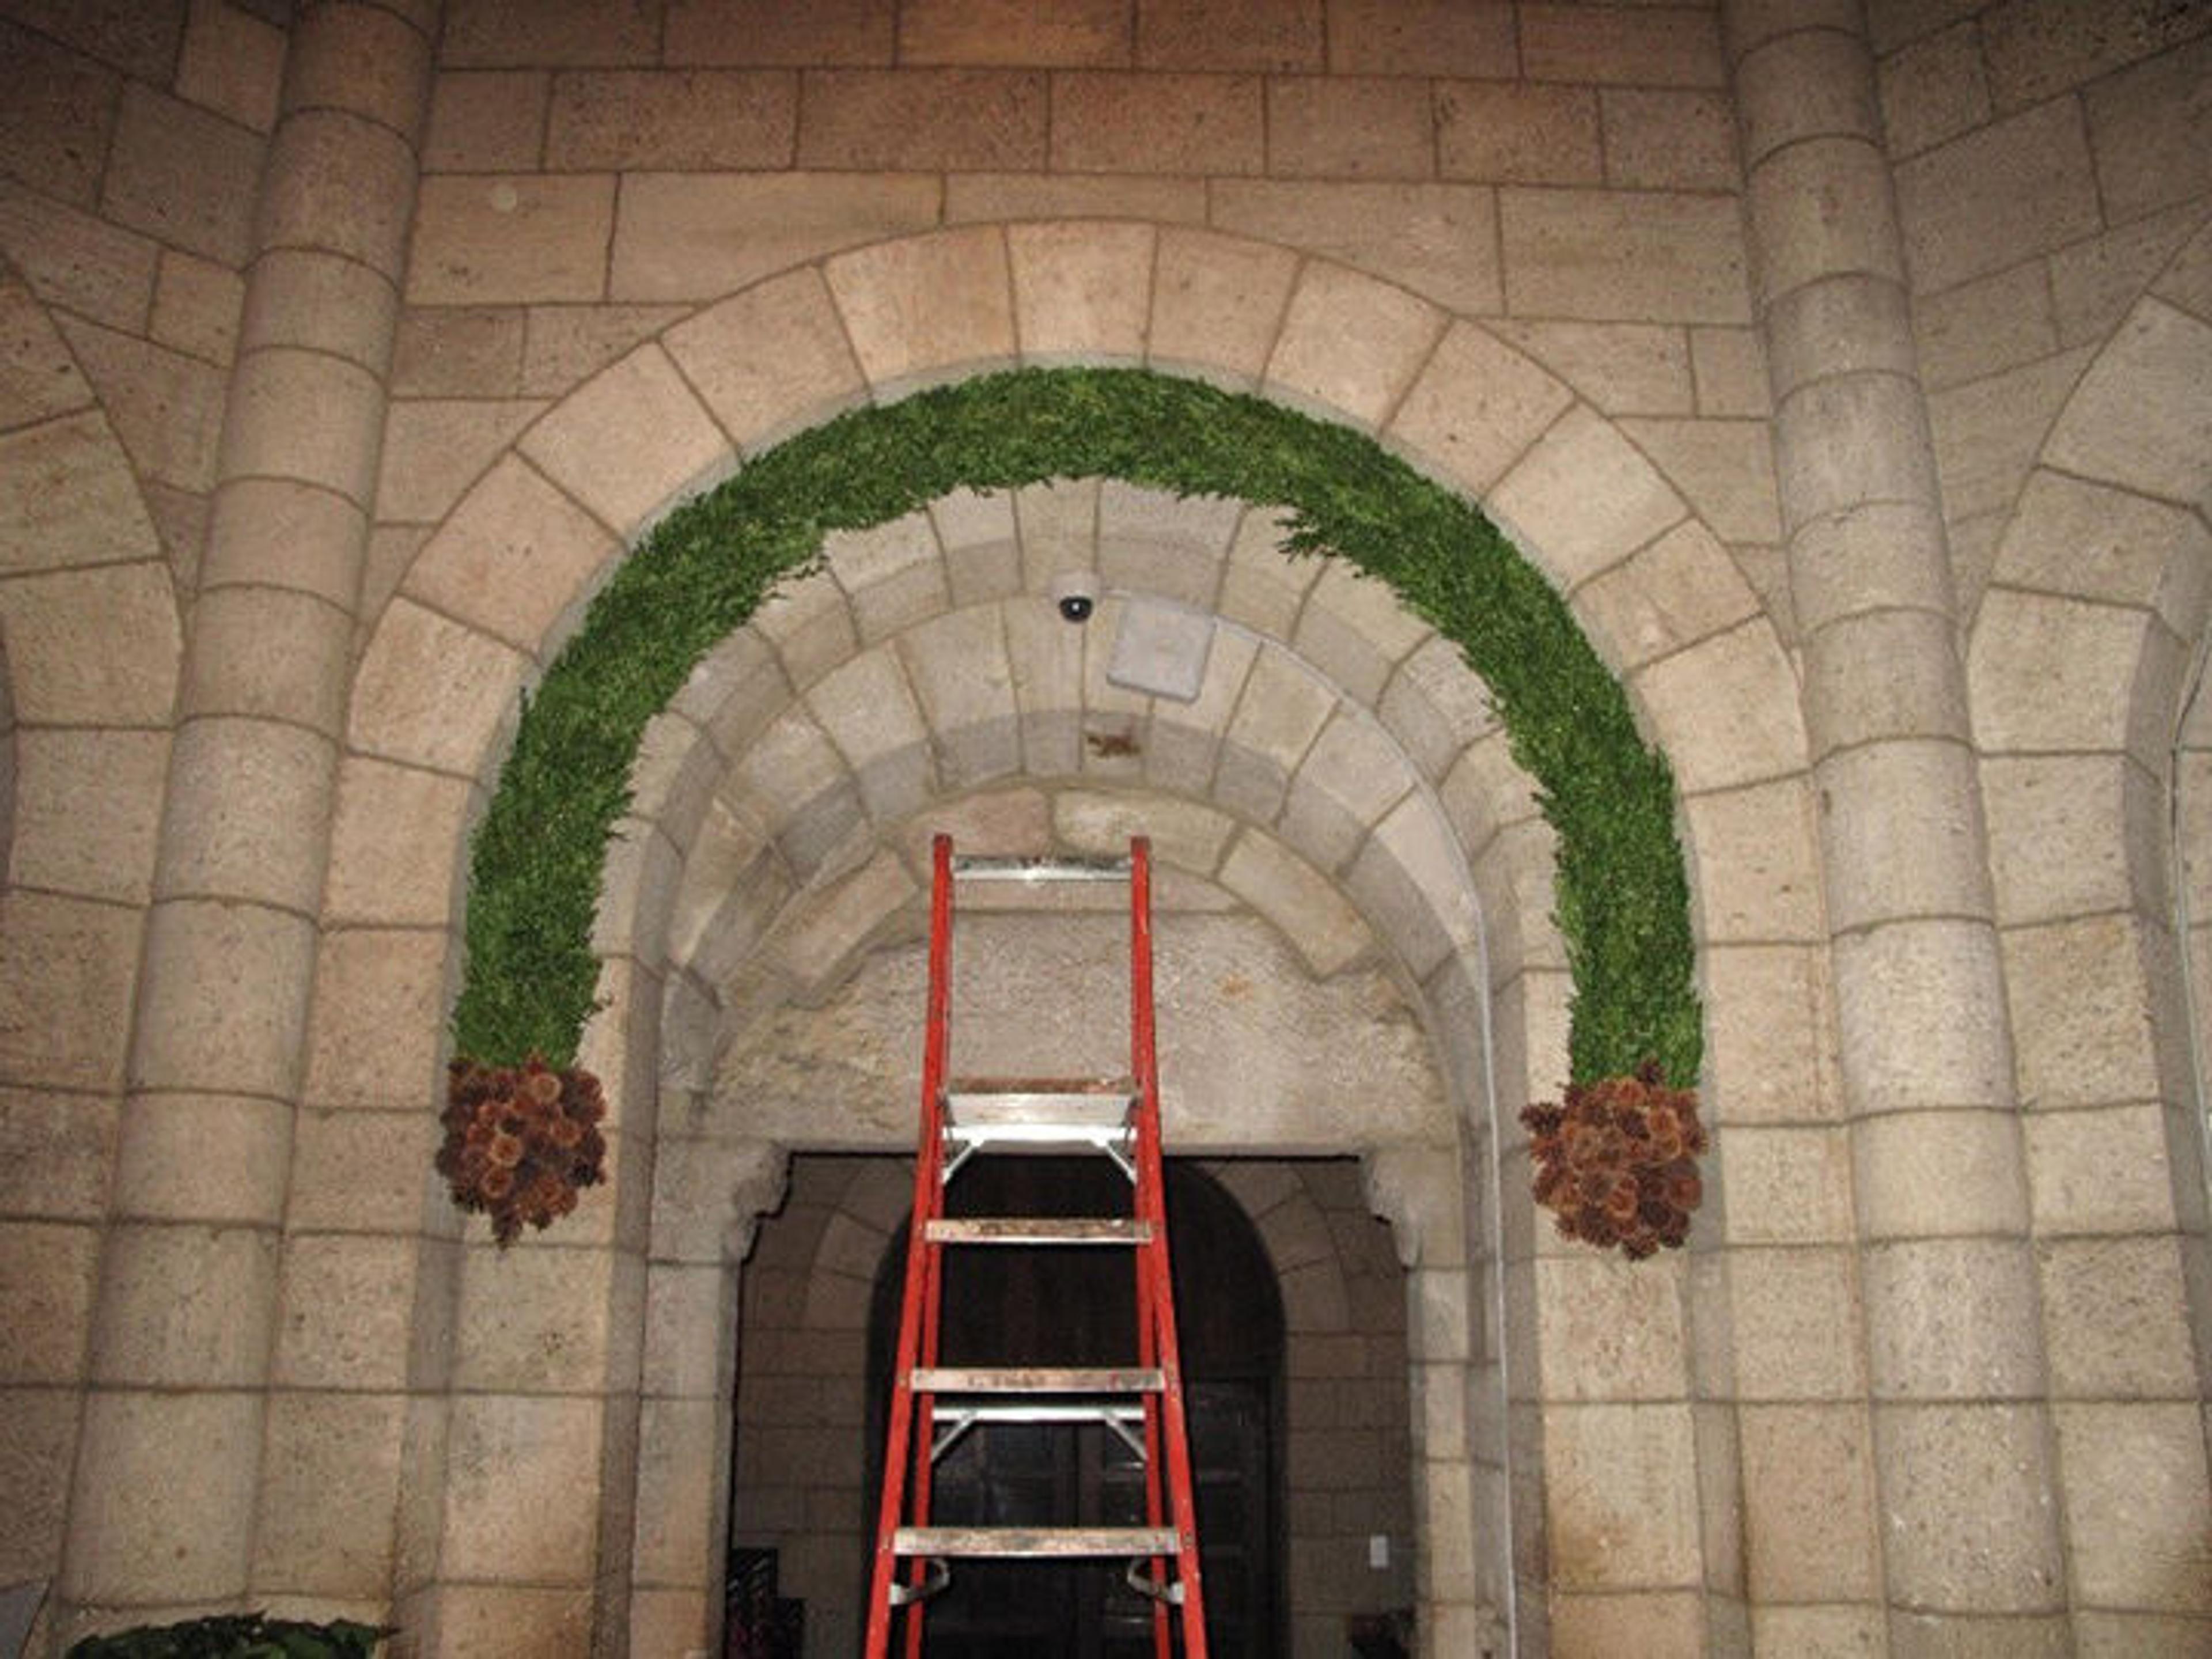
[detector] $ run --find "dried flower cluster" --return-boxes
[1522,1062,1705,1259]
[438,1056,607,1244]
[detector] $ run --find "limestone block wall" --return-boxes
[0,1,278,1637]
[1965,215,2212,1650]
[1874,1,2212,612]
[0,262,183,1638]
[1,1,2209,1656]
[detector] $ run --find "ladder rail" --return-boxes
[862,835,957,1659]
[1131,838,1210,1657]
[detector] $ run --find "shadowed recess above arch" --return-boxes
[452,366,1700,1090]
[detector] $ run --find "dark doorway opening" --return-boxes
[863,1158,1286,1658]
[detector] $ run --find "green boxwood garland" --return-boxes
[452,366,1701,1091]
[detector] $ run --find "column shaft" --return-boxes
[1724,3,2066,1650]
[58,0,437,1631]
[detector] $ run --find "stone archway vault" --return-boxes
[327,221,1825,1657]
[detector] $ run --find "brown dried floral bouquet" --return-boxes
[437,1055,607,1244]
[1521,1061,1705,1259]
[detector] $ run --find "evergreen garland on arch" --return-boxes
[449,367,1703,1245]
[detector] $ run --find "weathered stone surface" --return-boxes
[374,399,544,525]
[664,0,896,65]
[149,251,243,366]
[1912,261,2057,391]
[55,318,224,494]
[236,250,399,378]
[1008,220,1153,361]
[1739,1404,1880,1601]
[0,563,178,726]
[1213,180,1502,315]
[1524,5,1724,88]
[1541,1403,1702,1589]
[0,20,119,209]
[1501,188,1751,323]
[1491,319,1691,416]
[2044,300,2212,509]
[0,178,159,332]
[946,172,1206,223]
[1147,228,1298,383]
[423,70,548,173]
[1878,22,1990,160]
[0,410,161,571]
[825,226,1018,389]
[442,0,658,67]
[1328,0,1514,77]
[100,85,262,267]
[1602,89,1739,191]
[1049,71,1264,173]
[548,70,796,171]
[1619,416,1780,543]
[1895,98,2100,294]
[1982,0,2209,111]
[63,1392,260,1603]
[254,1392,406,1597]
[801,69,1045,171]
[900,0,1130,65]
[1489,404,1688,590]
[1137,0,1322,71]
[2053,1403,2212,1613]
[1436,82,1601,185]
[409,172,614,306]
[403,453,617,651]
[1265,261,1444,427]
[518,343,730,535]
[1266,76,1434,180]
[349,597,529,774]
[715,907,1444,1147]
[2022,1103,2182,1236]
[442,1395,605,1581]
[1874,1403,2066,1611]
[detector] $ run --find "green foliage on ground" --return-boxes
[67,1614,391,1659]
[453,367,1701,1088]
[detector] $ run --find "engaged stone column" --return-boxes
[1724,3,2066,1651]
[58,1,437,1634]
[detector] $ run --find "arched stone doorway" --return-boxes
[858,1157,1289,1658]
[357,221,1811,1656]
[711,835,1445,1654]
[729,1152,1415,1658]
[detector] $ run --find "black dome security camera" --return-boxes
[1051,571,1099,623]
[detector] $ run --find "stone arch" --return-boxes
[0,257,184,1617]
[336,221,1822,1654]
[1964,210,2212,1619]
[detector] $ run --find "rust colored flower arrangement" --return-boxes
[1522,1062,1705,1259]
[437,1056,607,1245]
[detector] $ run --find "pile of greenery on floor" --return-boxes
[66,1613,391,1658]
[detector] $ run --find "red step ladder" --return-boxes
[863,834,1210,1658]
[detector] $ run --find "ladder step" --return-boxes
[895,1525,1178,1559]
[934,1402,1146,1427]
[926,1217,1152,1245]
[944,1085,1134,1141]
[952,854,1131,883]
[946,1075,1134,1107]
[912,1366,1163,1394]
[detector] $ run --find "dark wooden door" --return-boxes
[866,1160,1283,1658]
